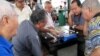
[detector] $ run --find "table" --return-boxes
[40,33,77,56]
[40,25,78,56]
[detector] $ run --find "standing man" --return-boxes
[0,0,18,56]
[12,10,47,56]
[13,0,32,24]
[68,0,85,56]
[82,0,100,56]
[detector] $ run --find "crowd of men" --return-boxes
[0,0,100,56]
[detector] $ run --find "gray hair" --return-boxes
[43,1,51,8]
[82,0,100,13]
[0,0,16,20]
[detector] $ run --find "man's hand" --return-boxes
[49,29,59,37]
[69,11,74,17]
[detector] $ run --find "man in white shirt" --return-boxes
[13,0,32,24]
[44,1,55,28]
[39,1,60,37]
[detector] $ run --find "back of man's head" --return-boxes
[0,1,18,39]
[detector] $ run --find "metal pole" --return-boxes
[40,0,42,5]
[68,0,70,14]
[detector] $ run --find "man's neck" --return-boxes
[1,30,10,40]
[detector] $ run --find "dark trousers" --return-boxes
[77,38,85,56]
[77,33,85,56]
[70,27,85,56]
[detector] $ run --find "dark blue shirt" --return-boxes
[0,35,13,56]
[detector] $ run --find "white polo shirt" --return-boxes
[13,4,32,24]
[45,12,55,28]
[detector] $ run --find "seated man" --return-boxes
[82,0,100,56]
[68,0,85,56]
[43,1,59,37]
[0,0,18,56]
[12,10,47,56]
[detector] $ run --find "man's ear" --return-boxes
[2,16,9,25]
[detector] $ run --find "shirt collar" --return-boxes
[0,35,13,49]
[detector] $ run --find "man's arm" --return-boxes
[68,11,74,26]
[90,37,100,56]
[91,47,100,56]
[83,21,88,36]
[28,35,42,56]
[40,27,59,37]
[75,25,84,30]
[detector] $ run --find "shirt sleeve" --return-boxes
[91,36,100,49]
[27,34,42,56]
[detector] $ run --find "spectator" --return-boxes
[13,0,32,24]
[28,0,42,11]
[68,0,85,56]
[82,0,100,56]
[12,10,47,56]
[63,2,67,11]
[0,0,18,56]
[44,1,54,28]
[43,1,59,37]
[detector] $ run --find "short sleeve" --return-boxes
[0,46,12,56]
[91,36,100,49]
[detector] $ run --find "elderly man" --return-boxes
[44,1,54,28]
[82,0,100,56]
[37,1,59,37]
[0,0,18,56]
[12,10,46,56]
[13,0,32,24]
